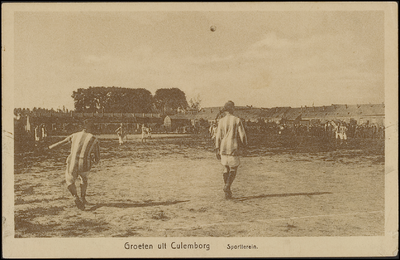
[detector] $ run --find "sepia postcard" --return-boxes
[2,2,398,258]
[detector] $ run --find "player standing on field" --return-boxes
[141,124,151,143]
[209,122,218,144]
[115,123,126,145]
[48,120,100,210]
[215,101,247,199]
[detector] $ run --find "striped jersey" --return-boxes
[215,113,247,156]
[65,130,100,173]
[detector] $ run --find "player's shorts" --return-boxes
[118,135,126,143]
[338,133,347,140]
[65,155,90,186]
[220,155,240,168]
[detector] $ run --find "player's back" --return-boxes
[219,114,239,139]
[216,114,247,156]
[69,131,99,172]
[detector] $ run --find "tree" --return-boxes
[72,86,153,113]
[153,88,189,114]
[188,94,202,111]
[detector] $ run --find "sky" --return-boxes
[13,10,384,110]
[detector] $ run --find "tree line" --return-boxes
[14,87,199,116]
[72,87,192,114]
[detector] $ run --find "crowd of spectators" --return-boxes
[242,120,385,140]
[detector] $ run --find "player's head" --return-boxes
[83,119,94,132]
[223,100,235,114]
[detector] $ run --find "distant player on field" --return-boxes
[141,124,151,143]
[48,120,100,210]
[115,123,127,145]
[337,122,348,144]
[209,122,218,143]
[215,101,247,199]
[41,124,47,139]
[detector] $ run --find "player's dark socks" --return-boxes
[223,172,229,184]
[227,171,237,186]
[223,178,231,192]
[224,171,237,198]
[224,172,236,189]
[80,182,89,204]
[80,183,87,198]
[67,184,79,198]
[223,183,231,200]
[223,183,229,191]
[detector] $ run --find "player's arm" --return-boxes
[238,120,247,147]
[215,121,223,159]
[215,122,222,149]
[238,120,248,156]
[48,135,71,149]
[92,139,100,164]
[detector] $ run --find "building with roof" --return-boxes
[163,114,192,131]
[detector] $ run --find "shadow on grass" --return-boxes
[233,192,332,202]
[87,199,190,211]
[15,220,61,238]
[15,206,65,237]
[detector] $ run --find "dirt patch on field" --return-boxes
[14,134,384,237]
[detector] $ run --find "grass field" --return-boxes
[14,133,385,237]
